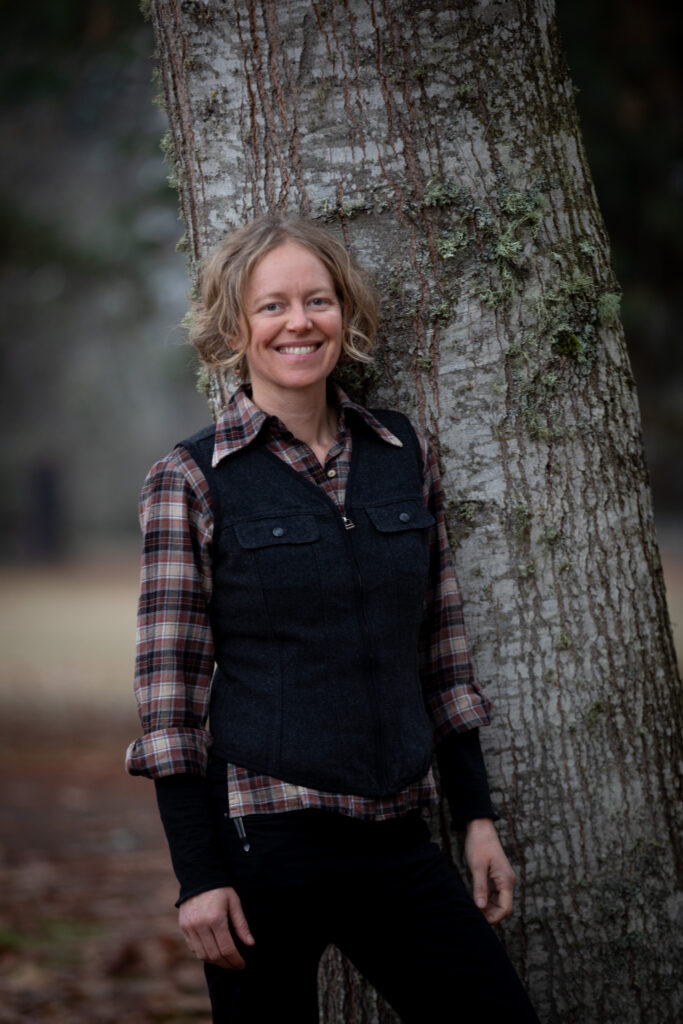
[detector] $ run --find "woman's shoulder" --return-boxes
[142,432,213,503]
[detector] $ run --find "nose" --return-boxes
[287,302,312,332]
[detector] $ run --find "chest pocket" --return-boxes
[234,514,320,549]
[364,498,435,581]
[231,513,323,601]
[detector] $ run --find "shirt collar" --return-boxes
[211,384,403,467]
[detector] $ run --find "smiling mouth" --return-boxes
[277,343,322,355]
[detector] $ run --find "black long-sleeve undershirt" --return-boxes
[154,728,495,906]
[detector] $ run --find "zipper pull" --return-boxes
[341,514,356,530]
[234,816,251,852]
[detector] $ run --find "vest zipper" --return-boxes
[336,507,387,793]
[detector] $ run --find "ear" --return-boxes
[228,315,249,353]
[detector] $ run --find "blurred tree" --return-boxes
[0,0,143,105]
[148,0,683,1021]
[0,0,206,556]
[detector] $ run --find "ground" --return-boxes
[0,556,211,1023]
[0,731,211,1024]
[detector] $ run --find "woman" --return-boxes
[127,216,540,1022]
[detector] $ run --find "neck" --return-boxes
[250,380,337,454]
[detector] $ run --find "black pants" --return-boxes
[205,808,540,1023]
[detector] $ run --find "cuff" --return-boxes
[126,726,212,778]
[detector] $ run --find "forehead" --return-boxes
[246,241,335,297]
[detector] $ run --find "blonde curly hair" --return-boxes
[188,215,379,381]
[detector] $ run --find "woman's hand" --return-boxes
[178,886,255,969]
[464,818,516,925]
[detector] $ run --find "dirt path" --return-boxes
[0,732,211,1024]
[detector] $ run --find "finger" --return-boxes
[183,925,214,964]
[177,888,250,970]
[471,863,490,913]
[227,890,256,946]
[202,930,229,966]
[182,913,241,970]
[485,877,515,925]
[212,934,247,971]
[213,922,247,970]
[211,912,249,970]
[188,925,246,970]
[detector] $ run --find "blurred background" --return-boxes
[0,1,680,1021]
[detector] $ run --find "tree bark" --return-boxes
[148,1,682,1020]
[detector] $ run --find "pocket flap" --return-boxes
[234,514,320,549]
[365,500,435,533]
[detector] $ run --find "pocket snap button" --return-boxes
[272,526,285,537]
[399,512,411,523]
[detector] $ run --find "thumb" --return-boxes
[227,889,256,945]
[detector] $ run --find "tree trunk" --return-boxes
[148,1,682,1020]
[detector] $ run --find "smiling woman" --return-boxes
[126,215,540,1023]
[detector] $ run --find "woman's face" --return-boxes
[238,241,343,405]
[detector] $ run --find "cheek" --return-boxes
[246,325,276,351]
[329,310,344,342]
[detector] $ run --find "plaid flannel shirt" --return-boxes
[126,385,491,820]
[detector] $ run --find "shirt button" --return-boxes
[272,526,285,537]
[399,512,411,523]
[326,468,337,478]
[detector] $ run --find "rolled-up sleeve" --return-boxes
[125,447,216,778]
[418,442,492,738]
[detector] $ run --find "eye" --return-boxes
[309,296,331,307]
[261,301,281,313]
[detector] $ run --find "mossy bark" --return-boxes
[148,1,682,1020]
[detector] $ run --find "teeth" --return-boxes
[279,345,319,355]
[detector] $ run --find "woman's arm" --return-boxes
[417,442,492,738]
[417,439,516,923]
[127,449,254,959]
[155,774,254,969]
[126,449,217,779]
